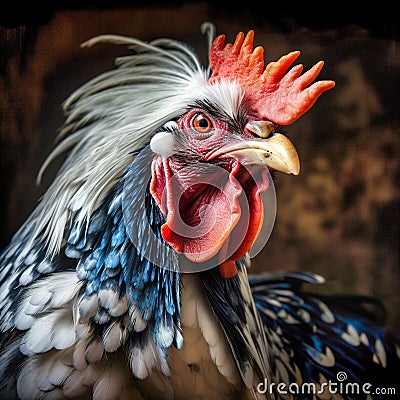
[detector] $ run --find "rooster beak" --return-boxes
[214,121,300,175]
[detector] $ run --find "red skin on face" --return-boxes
[150,109,269,275]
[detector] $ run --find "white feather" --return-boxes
[129,338,164,380]
[46,273,82,308]
[156,347,171,377]
[33,348,74,392]
[15,296,46,330]
[52,312,77,350]
[29,289,52,307]
[98,288,119,310]
[375,338,387,368]
[341,324,361,347]
[103,321,127,353]
[4,240,19,259]
[180,275,199,328]
[155,324,175,349]
[37,259,53,274]
[174,328,184,350]
[208,343,240,385]
[19,301,42,323]
[35,357,55,392]
[109,295,128,317]
[24,249,39,265]
[17,359,43,400]
[196,289,221,347]
[180,275,240,385]
[48,360,73,386]
[14,243,32,266]
[20,303,77,356]
[17,272,82,321]
[75,321,91,339]
[128,306,147,332]
[317,299,335,324]
[20,312,61,355]
[129,346,151,380]
[14,311,35,331]
[0,278,10,302]
[78,293,99,320]
[18,264,35,286]
[16,30,218,259]
[360,332,369,346]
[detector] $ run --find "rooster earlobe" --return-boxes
[150,131,176,157]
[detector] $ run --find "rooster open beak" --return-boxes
[151,120,300,268]
[213,120,300,175]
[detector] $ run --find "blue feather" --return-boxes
[104,249,120,270]
[59,157,182,376]
[85,278,100,296]
[88,210,107,234]
[111,222,126,247]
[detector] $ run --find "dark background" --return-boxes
[1,2,399,337]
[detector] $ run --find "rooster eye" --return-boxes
[191,113,213,135]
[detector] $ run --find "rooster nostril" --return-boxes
[245,120,275,139]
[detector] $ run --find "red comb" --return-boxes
[209,31,335,125]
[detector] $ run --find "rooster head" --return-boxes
[149,29,335,277]
[31,25,334,281]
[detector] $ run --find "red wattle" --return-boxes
[150,155,269,270]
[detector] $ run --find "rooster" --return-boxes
[0,23,398,400]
